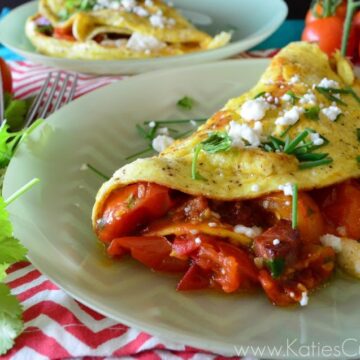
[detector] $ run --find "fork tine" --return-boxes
[38,72,61,119]
[65,73,78,104]
[0,70,4,125]
[52,73,70,113]
[24,72,52,127]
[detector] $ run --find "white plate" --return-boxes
[0,0,287,74]
[4,60,360,359]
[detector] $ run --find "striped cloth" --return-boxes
[4,53,275,360]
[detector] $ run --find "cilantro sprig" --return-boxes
[191,132,232,180]
[0,179,40,355]
[177,96,195,110]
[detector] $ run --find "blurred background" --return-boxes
[2,0,312,17]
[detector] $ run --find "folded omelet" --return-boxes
[25,0,231,60]
[92,42,360,306]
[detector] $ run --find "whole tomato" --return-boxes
[0,57,12,93]
[302,16,356,57]
[305,1,347,24]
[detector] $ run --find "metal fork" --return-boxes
[24,71,78,127]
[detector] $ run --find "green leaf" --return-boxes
[0,284,24,356]
[4,100,28,131]
[0,264,9,282]
[0,197,12,238]
[0,237,27,265]
[304,106,320,120]
[265,258,285,278]
[177,96,195,110]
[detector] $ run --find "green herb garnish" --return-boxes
[315,86,347,106]
[304,105,320,120]
[265,258,285,278]
[285,91,299,105]
[254,91,266,99]
[292,183,298,229]
[177,96,195,110]
[191,132,232,180]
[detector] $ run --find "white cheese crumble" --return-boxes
[240,98,269,122]
[318,77,339,89]
[320,234,342,253]
[190,120,198,127]
[157,127,169,135]
[281,93,292,102]
[278,183,293,196]
[148,121,156,128]
[275,106,303,126]
[133,5,148,17]
[251,184,260,192]
[194,237,202,245]
[273,238,280,246]
[80,163,88,171]
[299,92,316,105]
[208,222,217,228]
[126,32,165,52]
[149,11,175,28]
[152,135,174,152]
[321,106,342,122]
[289,75,300,84]
[228,120,262,148]
[145,0,154,6]
[309,132,324,146]
[234,225,262,238]
[122,0,137,11]
[300,292,309,306]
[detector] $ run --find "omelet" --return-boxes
[25,0,231,60]
[92,42,360,306]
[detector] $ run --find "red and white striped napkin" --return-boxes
[4,52,275,360]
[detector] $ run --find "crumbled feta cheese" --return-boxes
[208,222,217,228]
[321,106,342,122]
[300,292,309,306]
[157,127,169,135]
[152,135,174,152]
[127,32,165,52]
[251,184,260,192]
[309,132,324,146]
[289,75,300,84]
[266,95,273,103]
[228,120,262,148]
[318,77,339,89]
[148,121,156,128]
[299,92,316,105]
[234,225,262,238]
[149,13,165,28]
[122,0,137,11]
[274,97,279,105]
[133,5,148,16]
[80,163,88,171]
[145,0,154,6]
[281,93,292,102]
[320,234,342,253]
[194,237,202,245]
[190,120,198,127]
[275,106,303,126]
[240,98,269,122]
[273,238,280,246]
[278,183,293,196]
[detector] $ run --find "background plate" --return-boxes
[0,0,287,74]
[3,60,360,359]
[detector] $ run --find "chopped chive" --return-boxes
[291,183,298,229]
[4,178,40,206]
[348,88,360,104]
[201,132,232,153]
[144,118,207,125]
[265,258,285,278]
[86,164,110,180]
[280,124,295,138]
[125,146,153,161]
[254,91,266,99]
[268,136,284,151]
[285,91,299,105]
[263,143,274,152]
[299,157,333,169]
[177,96,195,110]
[284,130,310,154]
[296,152,329,161]
[192,144,206,180]
[315,86,347,106]
[304,106,320,120]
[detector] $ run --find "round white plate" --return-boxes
[3,60,360,359]
[0,0,287,74]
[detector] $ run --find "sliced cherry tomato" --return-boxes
[0,58,12,93]
[53,27,76,41]
[107,236,188,272]
[172,235,200,259]
[259,192,324,243]
[314,180,360,239]
[253,220,300,267]
[305,2,347,25]
[302,16,356,57]
[177,264,210,291]
[97,183,173,243]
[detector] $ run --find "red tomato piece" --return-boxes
[259,192,325,243]
[97,183,173,243]
[305,2,347,25]
[315,180,360,239]
[177,264,210,291]
[53,27,76,41]
[107,236,188,273]
[302,16,356,57]
[0,58,12,93]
